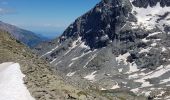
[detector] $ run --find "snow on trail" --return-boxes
[0,62,35,100]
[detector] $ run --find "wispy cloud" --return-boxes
[0,7,16,15]
[0,0,16,15]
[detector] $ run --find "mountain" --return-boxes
[36,0,170,99]
[0,21,43,48]
[0,30,116,100]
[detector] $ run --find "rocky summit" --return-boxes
[35,0,170,99]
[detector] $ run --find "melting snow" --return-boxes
[40,45,59,58]
[55,61,62,66]
[157,91,165,96]
[151,43,157,47]
[130,88,139,93]
[160,77,170,84]
[118,68,123,72]
[64,37,82,56]
[66,71,76,77]
[131,2,170,30]
[110,82,120,90]
[83,52,97,68]
[116,52,130,65]
[142,38,150,43]
[84,71,97,81]
[68,62,74,67]
[116,52,139,73]
[101,88,106,90]
[148,32,161,37]
[50,58,57,64]
[162,47,167,52]
[130,65,170,88]
[165,96,170,99]
[0,62,35,100]
[126,62,139,74]
[79,42,90,49]
[72,51,92,61]
[142,91,152,96]
[139,47,151,53]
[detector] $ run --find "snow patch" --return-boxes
[142,38,150,43]
[118,68,123,72]
[126,62,139,74]
[157,91,165,97]
[148,32,161,37]
[0,62,35,100]
[130,88,139,93]
[72,51,92,61]
[84,71,97,81]
[40,45,59,58]
[55,61,62,66]
[68,62,74,67]
[116,52,130,65]
[142,91,151,96]
[79,42,90,49]
[64,37,82,56]
[110,82,120,90]
[131,3,170,30]
[83,52,97,68]
[66,71,76,77]
[162,47,167,52]
[131,65,170,88]
[160,77,170,84]
[151,43,157,47]
[101,88,106,90]
[139,47,151,54]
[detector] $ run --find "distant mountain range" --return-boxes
[0,21,45,48]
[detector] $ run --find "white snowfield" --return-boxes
[84,71,97,81]
[130,1,170,31]
[0,62,35,100]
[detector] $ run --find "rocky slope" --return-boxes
[0,30,116,100]
[35,0,170,99]
[0,21,43,48]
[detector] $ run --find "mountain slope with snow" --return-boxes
[0,30,111,100]
[0,62,35,100]
[36,0,170,99]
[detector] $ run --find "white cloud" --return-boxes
[0,7,16,15]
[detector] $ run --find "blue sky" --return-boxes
[0,0,100,38]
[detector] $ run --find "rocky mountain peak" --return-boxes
[59,0,170,49]
[60,0,132,49]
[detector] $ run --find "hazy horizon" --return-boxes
[0,0,100,38]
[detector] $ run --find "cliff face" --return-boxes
[36,0,170,99]
[61,0,132,48]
